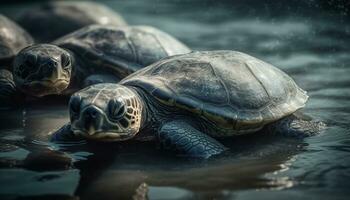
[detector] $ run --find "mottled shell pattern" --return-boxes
[122,51,308,136]
[54,25,191,78]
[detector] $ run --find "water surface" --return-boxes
[0,0,349,199]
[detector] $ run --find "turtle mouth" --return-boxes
[26,79,69,86]
[21,79,70,96]
[72,129,134,142]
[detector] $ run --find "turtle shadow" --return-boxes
[0,104,308,199]
[71,132,307,200]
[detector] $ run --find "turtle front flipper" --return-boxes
[158,120,228,158]
[83,74,121,87]
[51,123,80,142]
[267,114,326,138]
[0,69,24,110]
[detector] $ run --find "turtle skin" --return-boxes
[0,69,24,110]
[12,25,190,98]
[52,51,326,158]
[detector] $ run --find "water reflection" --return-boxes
[68,134,305,199]
[0,101,307,199]
[0,0,349,199]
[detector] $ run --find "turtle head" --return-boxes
[69,84,143,142]
[13,44,72,97]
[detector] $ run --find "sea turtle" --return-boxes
[16,1,127,42]
[12,25,191,97]
[0,14,33,68]
[0,15,33,109]
[52,51,325,158]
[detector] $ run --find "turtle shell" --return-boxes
[121,51,308,135]
[16,1,127,42]
[0,15,33,66]
[54,25,191,79]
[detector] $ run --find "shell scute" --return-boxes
[122,51,308,135]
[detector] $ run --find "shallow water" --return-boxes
[0,0,349,199]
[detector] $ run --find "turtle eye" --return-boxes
[108,99,126,121]
[69,95,82,117]
[15,65,30,79]
[24,54,37,69]
[61,53,71,69]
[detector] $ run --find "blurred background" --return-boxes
[0,0,349,200]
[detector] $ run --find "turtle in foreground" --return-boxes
[16,1,127,42]
[0,14,33,68]
[52,51,325,158]
[12,25,191,97]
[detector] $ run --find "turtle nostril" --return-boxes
[83,107,101,133]
[48,61,57,69]
[42,60,58,77]
[91,110,97,118]
[85,107,99,119]
[53,61,58,67]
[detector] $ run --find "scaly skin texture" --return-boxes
[51,124,78,142]
[13,44,72,97]
[52,51,326,159]
[0,69,24,109]
[266,114,326,138]
[155,113,325,158]
[52,84,326,158]
[158,120,228,158]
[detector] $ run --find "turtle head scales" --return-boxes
[13,44,72,97]
[69,83,144,141]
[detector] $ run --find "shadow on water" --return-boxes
[0,99,306,199]
[0,0,350,199]
[0,101,307,199]
[73,136,307,200]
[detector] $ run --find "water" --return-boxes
[0,0,349,199]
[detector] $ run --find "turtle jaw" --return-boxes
[71,129,137,142]
[18,79,70,97]
[68,84,145,142]
[71,119,140,142]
